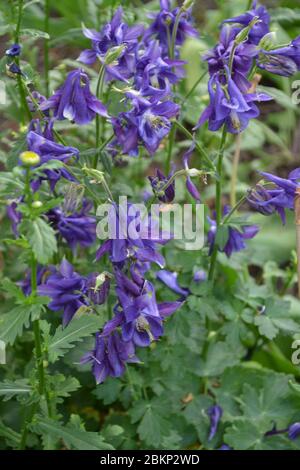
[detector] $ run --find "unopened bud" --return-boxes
[20,151,40,166]
[258,32,276,51]
[32,201,43,209]
[187,168,201,177]
[182,0,194,11]
[104,45,126,65]
[235,16,260,45]
[82,165,104,183]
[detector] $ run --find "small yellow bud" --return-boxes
[20,151,41,166]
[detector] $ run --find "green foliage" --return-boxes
[46,315,103,363]
[31,416,114,450]
[21,217,57,264]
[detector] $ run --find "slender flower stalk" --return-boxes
[182,70,208,105]
[208,126,227,281]
[14,0,32,122]
[94,66,106,168]
[44,0,50,97]
[174,121,215,171]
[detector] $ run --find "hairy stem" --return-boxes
[94,66,106,169]
[208,126,227,281]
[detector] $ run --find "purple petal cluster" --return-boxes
[144,0,198,56]
[208,206,259,257]
[81,331,139,384]
[38,259,110,326]
[40,69,107,125]
[47,200,96,253]
[248,169,300,224]
[27,119,79,191]
[85,201,182,382]
[148,168,175,203]
[78,7,144,82]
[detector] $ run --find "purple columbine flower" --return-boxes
[18,266,51,296]
[115,273,164,347]
[81,331,139,384]
[288,423,300,440]
[135,41,185,99]
[6,43,22,57]
[257,36,300,77]
[95,202,169,269]
[208,206,259,258]
[86,272,110,305]
[144,0,198,56]
[26,91,48,114]
[196,70,272,134]
[148,168,175,203]
[203,24,258,82]
[38,259,88,327]
[78,7,143,82]
[47,200,96,253]
[223,1,270,45]
[40,69,108,125]
[156,270,190,298]
[26,120,79,191]
[207,405,223,441]
[248,169,300,224]
[112,100,179,156]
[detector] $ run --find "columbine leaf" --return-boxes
[23,217,57,264]
[32,417,114,450]
[0,305,33,345]
[48,315,102,363]
[130,398,171,448]
[0,379,31,401]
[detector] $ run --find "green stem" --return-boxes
[208,126,227,282]
[247,0,252,9]
[165,124,175,174]
[44,0,50,97]
[173,121,215,171]
[15,0,23,43]
[182,70,208,105]
[94,66,106,168]
[170,9,182,60]
[14,0,32,123]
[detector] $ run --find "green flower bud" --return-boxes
[258,32,276,51]
[182,0,194,11]
[20,151,41,166]
[32,201,43,209]
[104,45,126,65]
[234,16,260,45]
